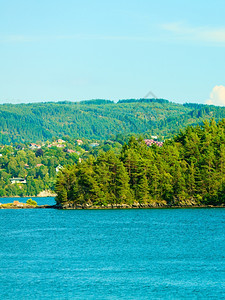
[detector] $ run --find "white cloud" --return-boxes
[161,22,225,44]
[206,85,225,106]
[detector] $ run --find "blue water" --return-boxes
[0,200,225,299]
[0,196,55,206]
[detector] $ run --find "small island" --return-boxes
[0,199,56,209]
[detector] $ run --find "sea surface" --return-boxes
[0,197,225,299]
[0,196,55,206]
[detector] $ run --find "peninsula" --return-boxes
[55,120,225,209]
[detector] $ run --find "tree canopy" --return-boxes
[0,99,225,143]
[55,119,225,207]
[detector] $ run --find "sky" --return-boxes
[1,0,225,105]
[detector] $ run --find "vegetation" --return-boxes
[0,200,38,209]
[55,119,225,207]
[0,137,123,196]
[0,99,225,143]
[26,198,37,206]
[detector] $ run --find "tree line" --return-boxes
[1,99,225,143]
[55,119,225,207]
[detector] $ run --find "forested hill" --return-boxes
[0,98,224,144]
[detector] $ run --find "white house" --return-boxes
[56,164,63,173]
[10,178,27,184]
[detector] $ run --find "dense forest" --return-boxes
[0,99,225,143]
[55,119,225,208]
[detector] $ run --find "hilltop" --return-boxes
[0,98,224,144]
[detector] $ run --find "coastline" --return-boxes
[58,204,225,210]
[0,191,57,198]
[0,203,57,209]
[1,202,224,210]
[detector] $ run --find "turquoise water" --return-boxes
[0,200,225,299]
[0,196,55,206]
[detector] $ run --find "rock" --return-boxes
[37,190,56,197]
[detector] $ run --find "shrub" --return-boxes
[26,198,37,206]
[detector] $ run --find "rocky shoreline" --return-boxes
[1,190,56,198]
[1,202,225,210]
[59,203,225,210]
[0,203,58,209]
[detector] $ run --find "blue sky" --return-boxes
[1,0,225,104]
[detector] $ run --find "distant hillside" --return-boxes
[0,98,224,144]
